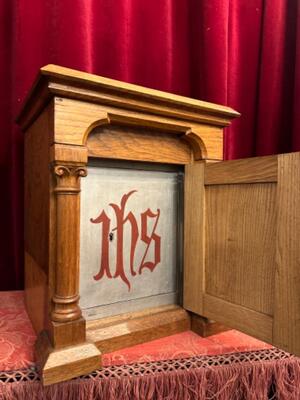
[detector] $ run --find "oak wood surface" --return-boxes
[86,306,190,354]
[205,182,277,316]
[24,107,51,273]
[24,104,52,334]
[200,157,279,345]
[50,143,88,164]
[203,294,273,343]
[36,331,101,386]
[273,152,300,355]
[17,64,240,130]
[53,98,223,161]
[205,155,278,184]
[88,125,192,164]
[183,162,205,315]
[188,152,300,356]
[51,164,86,324]
[190,314,229,337]
[50,318,86,348]
[86,304,178,329]
[24,252,47,334]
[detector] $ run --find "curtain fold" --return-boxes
[1,0,299,290]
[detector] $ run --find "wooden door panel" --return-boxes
[203,294,273,343]
[205,182,277,315]
[183,153,300,356]
[183,163,205,315]
[273,152,300,355]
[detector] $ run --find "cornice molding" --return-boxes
[16,64,240,131]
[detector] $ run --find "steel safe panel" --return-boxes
[80,164,181,319]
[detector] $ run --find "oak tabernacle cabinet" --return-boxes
[17,65,300,385]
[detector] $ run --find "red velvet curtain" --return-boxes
[1,0,299,290]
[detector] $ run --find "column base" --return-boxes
[48,317,86,348]
[35,331,101,386]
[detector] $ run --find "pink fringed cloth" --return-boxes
[0,292,300,399]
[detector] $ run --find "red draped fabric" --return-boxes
[0,0,299,290]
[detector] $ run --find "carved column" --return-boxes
[51,164,87,323]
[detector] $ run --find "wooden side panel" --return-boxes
[205,182,277,315]
[183,162,205,314]
[273,152,300,355]
[24,105,53,333]
[24,252,47,334]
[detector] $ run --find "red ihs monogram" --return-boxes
[90,190,161,290]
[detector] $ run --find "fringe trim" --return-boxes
[0,348,299,399]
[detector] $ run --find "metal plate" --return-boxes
[79,163,182,320]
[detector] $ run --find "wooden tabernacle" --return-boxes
[17,65,300,385]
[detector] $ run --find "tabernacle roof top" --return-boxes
[17,64,240,130]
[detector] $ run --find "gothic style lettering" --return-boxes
[139,209,161,274]
[91,190,161,290]
[90,211,112,280]
[109,190,139,289]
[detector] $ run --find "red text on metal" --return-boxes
[90,190,161,290]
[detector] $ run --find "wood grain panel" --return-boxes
[183,162,205,314]
[24,108,51,271]
[51,318,86,348]
[191,127,223,161]
[273,152,300,356]
[36,331,101,386]
[205,155,278,185]
[205,183,277,316]
[50,143,88,164]
[88,125,192,164]
[24,105,52,333]
[24,252,47,334]
[86,306,190,354]
[203,294,273,343]
[53,98,224,160]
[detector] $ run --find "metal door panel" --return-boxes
[80,164,181,319]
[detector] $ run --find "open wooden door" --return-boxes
[184,152,300,356]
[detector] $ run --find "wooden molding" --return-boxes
[84,112,207,161]
[50,143,88,164]
[51,102,210,162]
[16,64,240,131]
[205,155,278,185]
[183,131,207,160]
[203,294,273,343]
[36,331,101,386]
[87,125,193,164]
[52,98,223,160]
[87,305,191,354]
